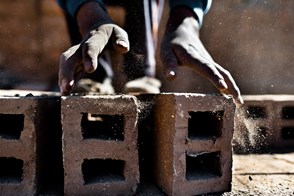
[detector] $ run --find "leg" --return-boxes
[123,0,156,80]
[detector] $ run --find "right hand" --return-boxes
[160,7,243,104]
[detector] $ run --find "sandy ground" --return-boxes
[136,153,294,196]
[225,153,294,196]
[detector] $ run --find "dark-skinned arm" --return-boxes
[58,1,129,95]
[160,7,243,104]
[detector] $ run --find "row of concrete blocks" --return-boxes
[0,93,235,195]
[234,95,294,153]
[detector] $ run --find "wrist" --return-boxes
[76,1,112,37]
[167,6,200,31]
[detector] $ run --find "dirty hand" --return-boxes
[58,2,129,95]
[160,7,243,104]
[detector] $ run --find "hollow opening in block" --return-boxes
[81,113,124,140]
[282,107,294,119]
[188,111,223,139]
[0,157,23,183]
[186,151,222,181]
[0,114,24,140]
[281,127,294,140]
[82,159,125,184]
[245,106,267,119]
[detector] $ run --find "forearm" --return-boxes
[168,0,212,27]
[166,7,199,34]
[56,0,111,38]
[76,1,111,37]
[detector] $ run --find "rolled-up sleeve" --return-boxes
[56,0,104,17]
[169,0,212,27]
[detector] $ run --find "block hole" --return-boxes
[186,151,222,181]
[281,127,294,140]
[245,106,267,119]
[188,111,223,139]
[81,113,124,140]
[82,159,125,184]
[0,114,24,140]
[0,157,23,183]
[282,107,294,119]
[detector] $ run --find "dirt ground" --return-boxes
[136,153,294,196]
[225,153,294,196]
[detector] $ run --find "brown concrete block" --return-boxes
[154,93,236,195]
[233,96,275,153]
[271,96,294,148]
[0,97,38,195]
[234,95,294,152]
[61,95,140,195]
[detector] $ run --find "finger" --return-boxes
[59,45,82,95]
[173,44,228,91]
[112,26,130,54]
[215,64,244,104]
[175,39,243,104]
[82,26,112,73]
[160,38,179,80]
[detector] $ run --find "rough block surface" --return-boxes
[234,95,294,153]
[61,95,140,195]
[154,93,236,195]
[0,97,38,195]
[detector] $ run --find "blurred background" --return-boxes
[0,0,69,91]
[0,0,293,95]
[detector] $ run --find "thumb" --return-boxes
[82,37,101,73]
[58,44,82,95]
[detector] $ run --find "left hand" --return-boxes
[160,7,243,104]
[58,1,129,95]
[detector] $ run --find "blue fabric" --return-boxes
[56,0,104,17]
[169,0,212,27]
[56,0,212,26]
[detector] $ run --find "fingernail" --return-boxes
[168,70,176,77]
[69,80,74,86]
[117,40,128,48]
[165,70,176,80]
[238,97,244,104]
[165,69,176,79]
[60,79,74,95]
[219,79,228,90]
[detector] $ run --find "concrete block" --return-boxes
[266,95,294,148]
[0,97,38,195]
[233,96,275,153]
[61,95,140,195]
[154,93,236,195]
[234,95,294,152]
